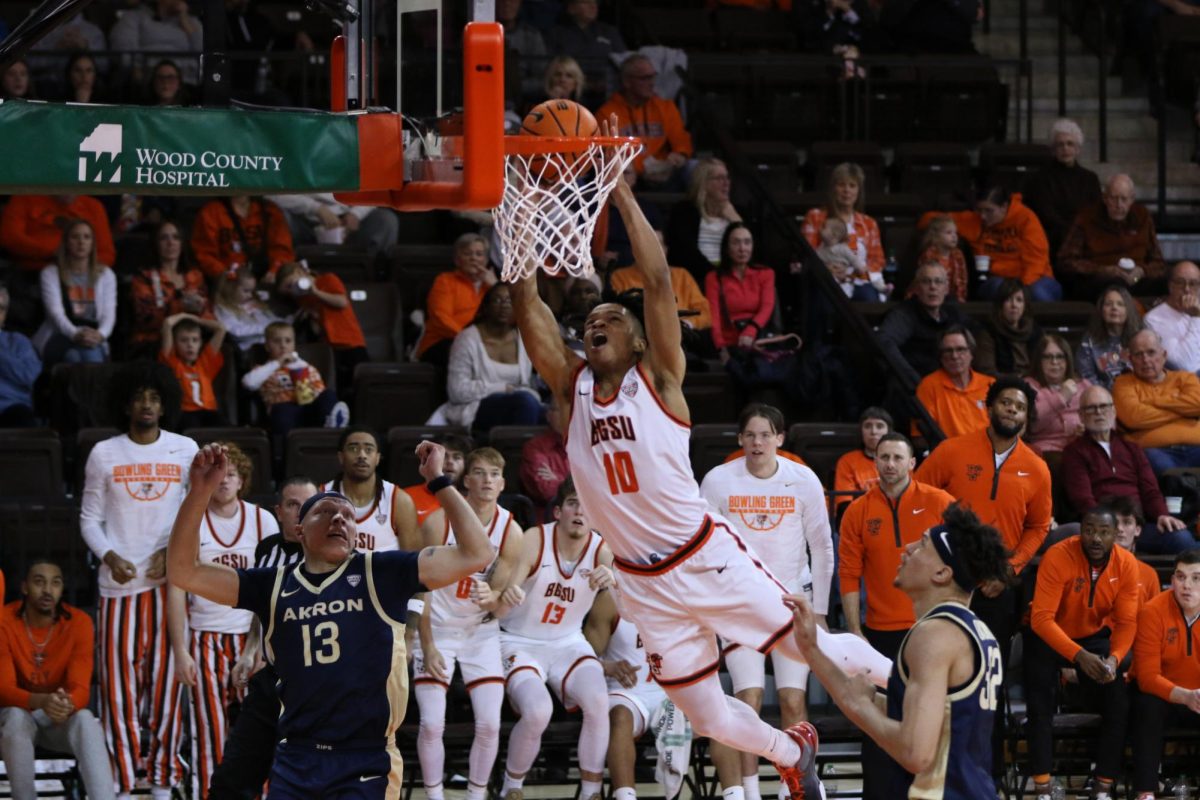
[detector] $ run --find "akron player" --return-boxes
[509,130,890,797]
[166,441,493,798]
[791,504,1010,799]
[699,403,834,800]
[166,442,276,799]
[412,447,524,800]
[322,426,421,552]
[494,478,615,800]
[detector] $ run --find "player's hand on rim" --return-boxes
[416,441,446,482]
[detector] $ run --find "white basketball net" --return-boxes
[494,139,643,282]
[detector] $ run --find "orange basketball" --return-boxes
[520,99,600,182]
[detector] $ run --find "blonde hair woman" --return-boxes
[33,219,116,366]
[665,157,744,283]
[543,55,584,102]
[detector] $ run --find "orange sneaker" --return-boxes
[774,721,820,799]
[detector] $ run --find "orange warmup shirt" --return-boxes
[417,271,489,359]
[834,449,879,511]
[404,483,442,526]
[1136,558,1161,605]
[298,273,366,350]
[190,199,295,279]
[0,195,117,270]
[918,193,1053,286]
[914,369,995,439]
[1112,371,1200,450]
[915,428,1052,573]
[1134,589,1200,701]
[0,602,94,711]
[596,93,694,175]
[839,480,955,631]
[1030,537,1140,663]
[160,345,224,413]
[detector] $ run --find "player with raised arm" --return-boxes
[166,441,493,798]
[791,504,1010,799]
[412,447,524,800]
[508,120,891,799]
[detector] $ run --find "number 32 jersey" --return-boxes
[236,550,424,744]
[565,363,712,563]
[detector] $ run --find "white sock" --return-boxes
[743,773,762,800]
[150,787,172,800]
[502,772,525,795]
[723,787,746,800]
[580,779,603,799]
[778,783,790,800]
[425,784,445,800]
[614,787,638,800]
[117,794,132,800]
[465,783,487,800]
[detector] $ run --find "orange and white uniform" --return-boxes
[321,479,402,552]
[604,616,666,737]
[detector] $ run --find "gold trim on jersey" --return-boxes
[385,740,404,800]
[263,564,287,665]
[293,552,356,595]
[365,552,410,738]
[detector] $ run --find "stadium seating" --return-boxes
[688,423,740,483]
[488,425,550,498]
[385,425,470,488]
[0,428,64,501]
[345,281,403,362]
[284,428,344,485]
[681,372,740,425]
[786,423,860,487]
[352,362,444,434]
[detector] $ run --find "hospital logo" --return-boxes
[79,123,122,183]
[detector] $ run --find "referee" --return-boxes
[206,476,315,800]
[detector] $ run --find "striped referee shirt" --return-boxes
[253,534,303,569]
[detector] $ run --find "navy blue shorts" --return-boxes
[267,740,404,799]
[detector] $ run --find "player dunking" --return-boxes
[509,151,892,798]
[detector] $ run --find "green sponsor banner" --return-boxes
[0,99,361,195]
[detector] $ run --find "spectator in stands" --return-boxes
[1057,173,1166,301]
[190,196,295,281]
[242,321,349,439]
[1022,118,1102,258]
[913,216,967,303]
[544,55,584,103]
[268,193,400,256]
[1131,549,1200,800]
[213,270,281,356]
[1110,495,1162,604]
[428,283,543,436]
[33,219,116,367]
[1077,285,1140,390]
[1144,260,1200,376]
[665,158,743,285]
[109,0,204,85]
[547,0,626,100]
[498,0,547,102]
[416,233,495,366]
[60,52,103,104]
[160,313,226,430]
[520,403,569,512]
[0,559,114,800]
[838,431,954,800]
[27,15,108,91]
[1027,506,1138,800]
[599,54,694,189]
[80,363,196,800]
[274,261,368,394]
[1024,333,1090,455]
[876,261,971,387]
[145,59,188,106]
[915,326,995,438]
[1113,329,1200,473]
[403,432,472,526]
[705,223,776,362]
[833,406,892,515]
[0,194,116,271]
[1062,384,1193,552]
[558,276,601,348]
[593,166,662,273]
[609,232,712,357]
[974,278,1043,376]
[0,58,34,99]
[0,285,40,428]
[922,185,1061,301]
[802,162,884,283]
[798,0,879,55]
[129,220,211,358]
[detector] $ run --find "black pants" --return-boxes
[971,583,1020,778]
[0,404,37,427]
[207,666,281,800]
[861,627,909,800]
[1023,627,1130,777]
[1131,689,1200,792]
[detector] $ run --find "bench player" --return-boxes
[322,426,420,552]
[412,447,524,800]
[509,144,891,798]
[494,478,615,800]
[166,441,492,798]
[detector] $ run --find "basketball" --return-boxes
[520,99,600,182]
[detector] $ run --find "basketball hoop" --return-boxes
[494,134,642,282]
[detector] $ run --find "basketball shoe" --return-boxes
[774,721,820,800]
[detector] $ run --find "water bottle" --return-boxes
[1049,783,1066,800]
[883,251,899,284]
[1176,775,1193,799]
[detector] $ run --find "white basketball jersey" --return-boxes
[500,523,603,640]
[428,506,514,629]
[565,364,712,562]
[190,501,277,632]
[603,616,654,689]
[322,479,401,552]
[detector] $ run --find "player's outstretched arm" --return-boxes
[471,520,524,611]
[167,445,241,607]
[415,442,494,589]
[493,524,542,618]
[509,271,580,399]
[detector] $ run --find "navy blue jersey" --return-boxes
[885,601,1002,799]
[236,550,424,745]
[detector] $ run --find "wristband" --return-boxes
[426,475,453,494]
[407,599,425,616]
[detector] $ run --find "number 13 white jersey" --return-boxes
[565,363,711,563]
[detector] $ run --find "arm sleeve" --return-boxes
[676,271,712,329]
[1134,604,1175,701]
[873,309,922,386]
[1113,379,1178,431]
[837,503,865,589]
[863,216,884,274]
[662,101,693,158]
[1019,216,1052,285]
[519,437,565,507]
[241,360,282,391]
[705,272,731,349]
[1055,220,1093,277]
[190,205,229,278]
[1010,464,1053,573]
[79,447,112,559]
[1061,444,1099,516]
[1155,314,1200,374]
[800,209,823,250]
[1162,373,1200,415]
[370,551,426,615]
[87,207,116,269]
[39,267,77,339]
[1109,564,1140,663]
[913,444,948,489]
[0,198,50,263]
[424,274,463,339]
[1029,551,1084,662]
[109,10,139,51]
[1134,443,1170,520]
[1142,217,1166,279]
[0,632,31,708]
[65,616,94,710]
[96,269,117,339]
[974,330,998,375]
[750,269,775,333]
[445,329,496,404]
[800,473,835,615]
[234,568,274,620]
[263,202,296,271]
[833,453,855,510]
[1076,338,1099,384]
[186,16,203,51]
[0,333,41,391]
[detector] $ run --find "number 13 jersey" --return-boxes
[565,363,711,563]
